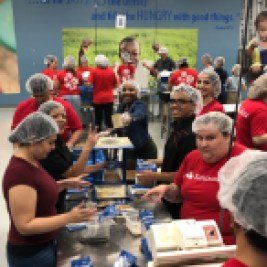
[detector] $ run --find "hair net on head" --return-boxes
[95,54,109,68]
[177,57,188,67]
[63,55,76,69]
[25,73,53,94]
[158,47,168,54]
[192,111,233,134]
[38,100,65,115]
[218,150,267,237]
[8,111,59,144]
[120,80,141,99]
[201,53,213,64]
[80,55,88,64]
[171,84,203,114]
[232,64,241,75]
[43,55,57,65]
[199,69,221,98]
[248,74,267,99]
[214,56,225,66]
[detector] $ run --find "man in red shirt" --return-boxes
[236,74,267,151]
[218,150,267,267]
[168,57,198,89]
[11,73,83,150]
[143,112,246,245]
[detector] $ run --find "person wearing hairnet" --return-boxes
[11,73,83,150]
[88,54,118,131]
[38,101,105,211]
[201,53,214,71]
[236,74,267,151]
[42,54,58,82]
[3,112,96,267]
[55,55,82,117]
[197,69,225,115]
[218,150,267,266]
[143,112,247,244]
[168,57,198,89]
[137,85,202,218]
[214,56,228,104]
[114,80,157,163]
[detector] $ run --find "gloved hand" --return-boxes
[121,112,132,126]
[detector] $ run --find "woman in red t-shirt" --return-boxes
[197,69,225,115]
[55,56,82,117]
[88,54,118,130]
[143,112,246,245]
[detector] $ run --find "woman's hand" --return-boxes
[67,202,97,223]
[58,174,90,190]
[142,184,169,203]
[85,124,99,149]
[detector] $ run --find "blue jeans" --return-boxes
[7,243,56,267]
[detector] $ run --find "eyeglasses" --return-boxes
[169,98,193,105]
[197,80,211,85]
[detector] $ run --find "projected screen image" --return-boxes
[62,28,198,68]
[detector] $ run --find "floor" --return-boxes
[0,107,165,267]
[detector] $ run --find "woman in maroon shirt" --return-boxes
[3,112,96,267]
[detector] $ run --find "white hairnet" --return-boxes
[95,54,109,68]
[201,53,213,64]
[171,84,203,114]
[158,47,168,54]
[248,74,267,99]
[80,55,88,64]
[199,69,221,98]
[25,73,53,94]
[38,100,65,115]
[214,56,225,66]
[192,111,233,134]
[63,55,76,69]
[9,111,59,144]
[43,55,57,65]
[119,80,141,99]
[218,150,267,237]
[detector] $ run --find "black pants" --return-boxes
[93,103,113,131]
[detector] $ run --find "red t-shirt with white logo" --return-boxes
[198,99,225,116]
[173,143,246,245]
[236,99,267,151]
[42,68,58,81]
[222,258,248,267]
[57,70,81,96]
[117,64,135,84]
[169,68,198,87]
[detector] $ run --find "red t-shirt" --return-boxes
[76,66,93,81]
[2,156,58,245]
[169,68,198,87]
[11,96,82,142]
[236,99,267,151]
[222,258,248,267]
[89,67,117,104]
[42,68,58,80]
[199,99,225,116]
[173,143,246,245]
[117,64,135,84]
[57,70,81,96]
